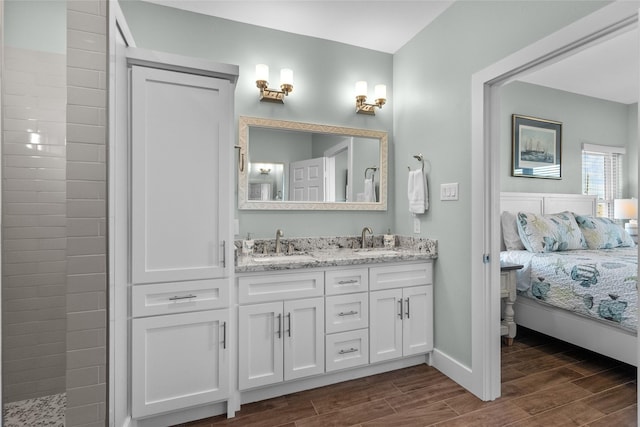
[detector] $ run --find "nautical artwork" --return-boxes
[512,114,562,179]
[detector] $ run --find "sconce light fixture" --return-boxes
[255,64,293,103]
[355,81,386,115]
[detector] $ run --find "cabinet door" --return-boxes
[402,285,433,356]
[284,298,324,381]
[131,309,228,418]
[369,289,403,363]
[239,302,284,390]
[130,66,231,284]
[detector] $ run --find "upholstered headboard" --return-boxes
[500,192,597,250]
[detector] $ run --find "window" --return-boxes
[582,143,625,218]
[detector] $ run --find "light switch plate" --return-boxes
[413,217,421,233]
[440,183,459,201]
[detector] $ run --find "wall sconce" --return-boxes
[355,81,386,115]
[255,64,293,103]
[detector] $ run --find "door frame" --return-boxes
[470,2,639,400]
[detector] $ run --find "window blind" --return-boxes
[582,144,624,218]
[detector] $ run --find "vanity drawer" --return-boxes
[325,329,369,372]
[369,262,432,291]
[132,279,228,318]
[325,293,368,334]
[325,267,369,295]
[238,271,324,304]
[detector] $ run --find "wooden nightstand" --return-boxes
[500,262,523,346]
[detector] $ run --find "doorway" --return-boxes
[471,2,640,401]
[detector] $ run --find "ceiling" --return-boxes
[519,28,638,105]
[143,0,638,105]
[144,0,454,54]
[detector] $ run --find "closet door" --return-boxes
[130,66,231,284]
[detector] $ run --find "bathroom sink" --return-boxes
[354,249,399,257]
[252,254,317,263]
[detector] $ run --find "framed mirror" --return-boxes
[238,116,388,210]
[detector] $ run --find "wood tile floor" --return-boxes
[178,327,637,427]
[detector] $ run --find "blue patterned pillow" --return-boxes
[574,215,635,249]
[517,211,587,253]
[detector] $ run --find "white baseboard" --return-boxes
[431,348,478,398]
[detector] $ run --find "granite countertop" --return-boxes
[235,235,437,273]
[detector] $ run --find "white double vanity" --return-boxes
[112,47,437,426]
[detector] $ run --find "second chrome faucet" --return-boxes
[275,228,284,254]
[361,227,373,249]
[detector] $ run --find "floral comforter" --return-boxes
[501,247,637,332]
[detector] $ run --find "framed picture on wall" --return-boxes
[512,114,562,179]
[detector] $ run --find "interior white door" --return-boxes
[289,157,326,201]
[130,66,230,284]
[402,285,433,356]
[238,302,284,389]
[131,309,228,418]
[284,297,324,381]
[369,289,403,363]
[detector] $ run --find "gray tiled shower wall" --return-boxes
[2,46,68,402]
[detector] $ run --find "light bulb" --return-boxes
[255,64,269,82]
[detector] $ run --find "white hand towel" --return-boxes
[363,178,376,202]
[408,169,428,214]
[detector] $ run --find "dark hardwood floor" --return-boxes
[179,327,637,427]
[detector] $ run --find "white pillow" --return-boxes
[501,211,525,251]
[517,211,587,253]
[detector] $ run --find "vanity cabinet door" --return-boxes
[370,285,433,363]
[402,285,433,356]
[284,298,324,381]
[369,289,403,363]
[239,297,324,389]
[131,309,228,418]
[130,66,232,284]
[238,302,284,390]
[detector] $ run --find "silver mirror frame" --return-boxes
[238,116,387,210]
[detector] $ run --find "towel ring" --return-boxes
[408,153,425,171]
[365,166,378,179]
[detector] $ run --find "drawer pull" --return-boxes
[398,299,404,319]
[338,310,359,317]
[406,297,410,318]
[168,294,197,301]
[338,279,358,285]
[339,347,358,355]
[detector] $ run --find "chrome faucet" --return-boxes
[361,227,373,249]
[275,229,284,254]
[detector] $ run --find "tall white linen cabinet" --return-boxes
[113,48,238,426]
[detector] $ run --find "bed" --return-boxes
[500,192,637,366]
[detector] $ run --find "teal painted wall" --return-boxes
[392,1,609,366]
[501,81,637,198]
[119,0,395,239]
